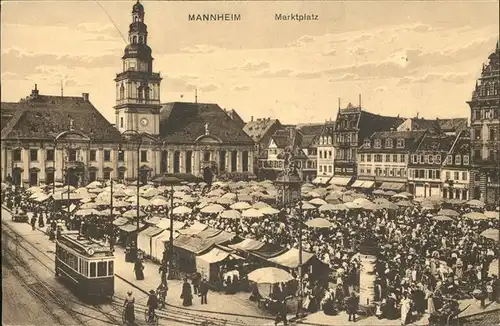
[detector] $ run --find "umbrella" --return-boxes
[238,195,254,202]
[260,207,280,215]
[220,210,242,219]
[397,200,414,207]
[242,208,264,218]
[392,193,408,199]
[173,191,186,198]
[126,196,150,206]
[247,267,294,284]
[462,212,488,220]
[306,192,323,198]
[301,202,316,210]
[318,203,336,212]
[173,206,192,215]
[122,209,147,218]
[345,202,361,209]
[231,202,252,210]
[27,186,42,193]
[201,204,225,214]
[466,199,485,207]
[309,198,327,206]
[437,209,460,217]
[305,218,333,228]
[332,204,349,211]
[182,195,197,203]
[221,193,237,199]
[75,208,100,216]
[432,215,454,221]
[361,202,380,211]
[378,202,399,210]
[252,201,270,209]
[79,202,97,209]
[484,211,498,219]
[353,198,373,205]
[141,188,159,198]
[217,197,235,205]
[86,181,102,188]
[372,189,385,195]
[480,228,498,241]
[149,197,169,206]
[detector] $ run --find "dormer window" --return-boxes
[428,155,433,164]
[446,155,452,165]
[396,138,405,148]
[455,155,461,165]
[363,139,371,148]
[374,139,381,148]
[385,139,393,148]
[463,155,469,165]
[435,154,441,164]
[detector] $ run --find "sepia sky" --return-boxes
[1,0,499,124]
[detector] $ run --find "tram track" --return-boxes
[1,219,250,325]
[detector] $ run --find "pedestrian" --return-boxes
[180,277,193,306]
[192,271,201,295]
[199,278,209,304]
[346,292,358,322]
[30,215,36,230]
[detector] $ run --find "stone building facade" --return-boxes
[467,41,500,204]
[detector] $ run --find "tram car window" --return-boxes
[55,231,115,299]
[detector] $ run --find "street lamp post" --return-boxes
[153,174,182,279]
[120,130,144,243]
[274,139,303,318]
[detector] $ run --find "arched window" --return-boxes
[494,82,499,95]
[120,84,125,99]
[139,36,143,44]
[490,83,495,96]
[137,86,143,100]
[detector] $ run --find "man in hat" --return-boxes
[146,289,158,322]
[199,277,209,304]
[345,292,358,322]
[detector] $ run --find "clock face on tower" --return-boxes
[140,118,149,127]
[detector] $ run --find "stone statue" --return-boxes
[204,123,209,135]
[282,146,299,177]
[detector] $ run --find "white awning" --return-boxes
[312,176,331,184]
[329,177,351,186]
[361,181,375,188]
[351,180,365,188]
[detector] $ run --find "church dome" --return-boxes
[132,1,144,13]
[123,43,152,60]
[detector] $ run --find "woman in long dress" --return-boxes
[425,288,435,314]
[181,278,193,306]
[400,295,411,326]
[134,260,144,280]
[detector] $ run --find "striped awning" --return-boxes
[312,176,331,185]
[379,182,405,191]
[329,177,351,186]
[351,180,365,188]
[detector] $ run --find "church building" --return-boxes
[114,1,255,182]
[0,1,255,187]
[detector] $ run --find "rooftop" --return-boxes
[1,87,122,142]
[159,102,254,145]
[243,118,281,143]
[415,132,457,152]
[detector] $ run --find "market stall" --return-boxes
[196,247,243,285]
[137,226,164,257]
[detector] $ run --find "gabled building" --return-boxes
[397,117,467,136]
[1,86,123,187]
[407,132,457,197]
[258,126,320,181]
[467,41,500,204]
[314,121,335,185]
[243,117,282,155]
[332,101,404,186]
[356,130,426,192]
[441,130,471,200]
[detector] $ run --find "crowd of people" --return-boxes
[1,180,499,325]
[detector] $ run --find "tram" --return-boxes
[55,230,115,299]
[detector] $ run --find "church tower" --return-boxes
[114,0,162,135]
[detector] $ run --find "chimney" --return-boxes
[251,116,254,122]
[31,84,39,98]
[82,93,89,102]
[359,94,362,109]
